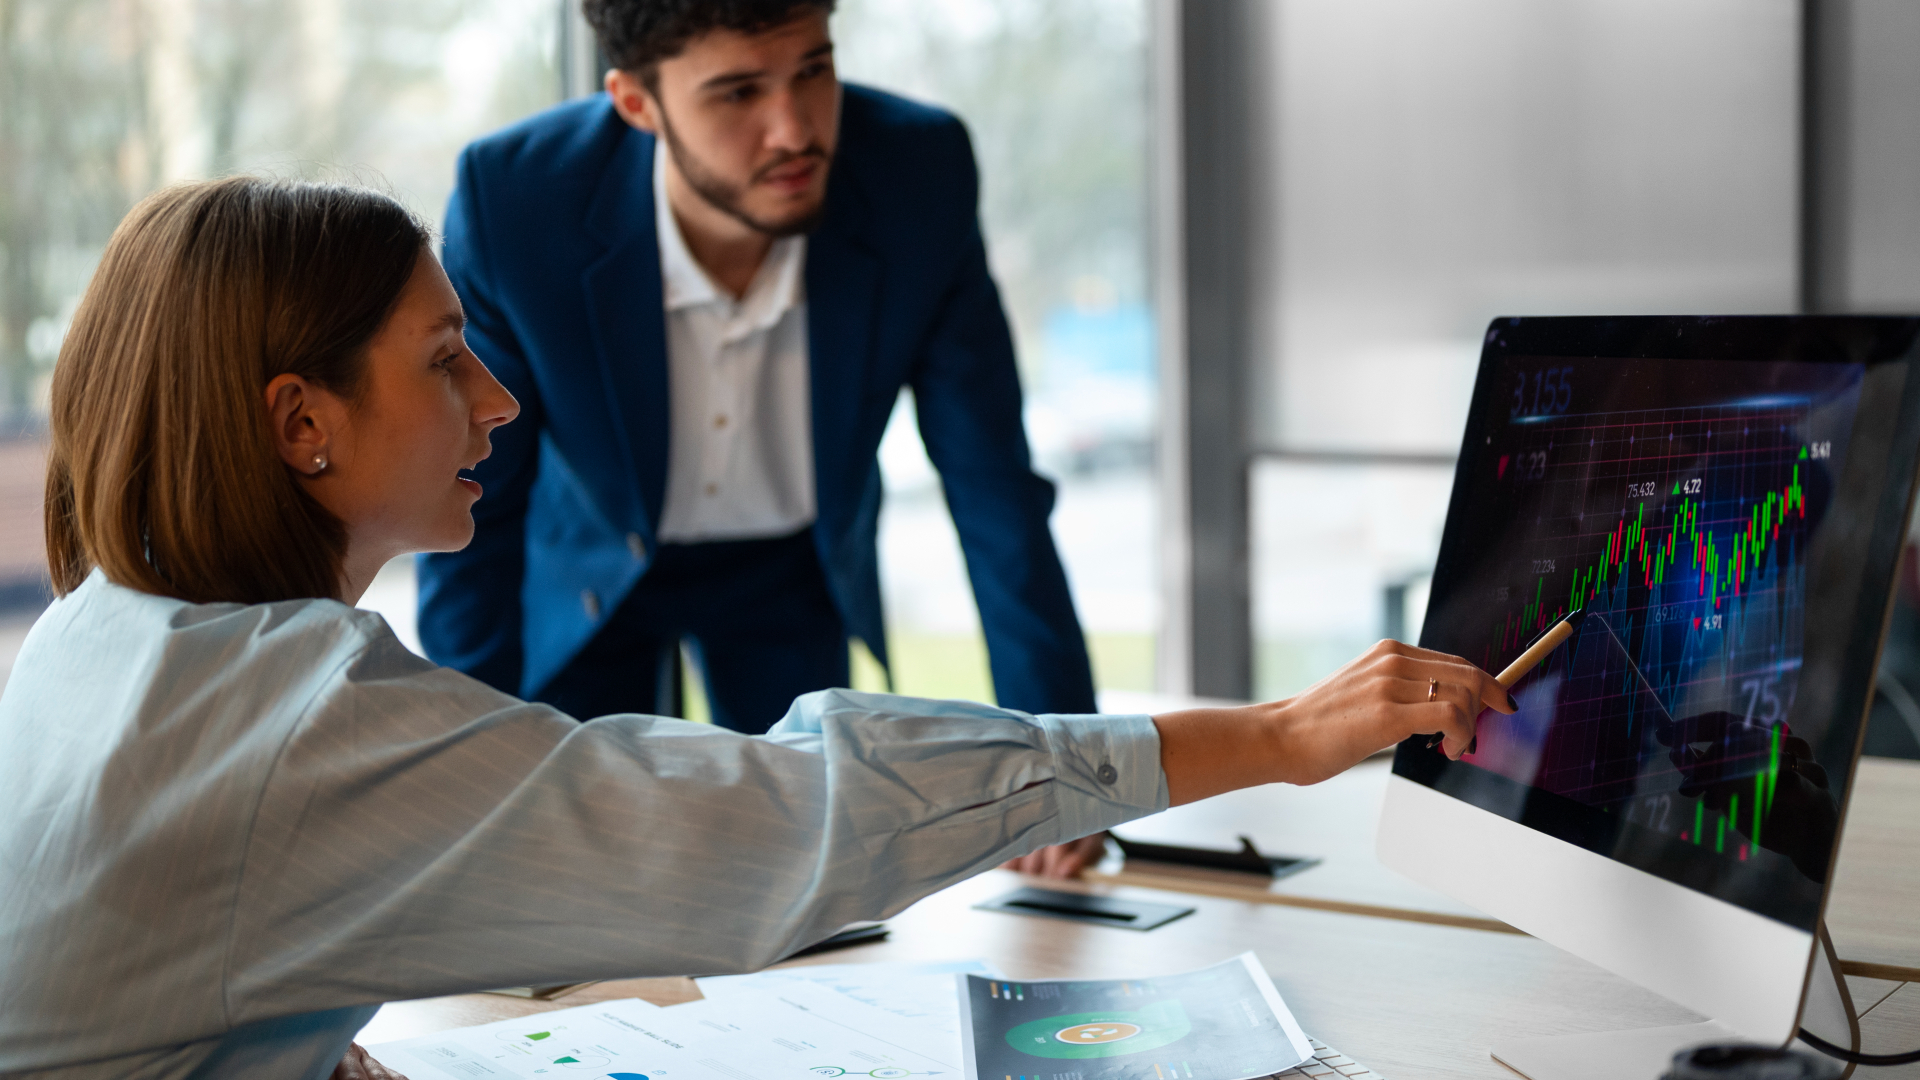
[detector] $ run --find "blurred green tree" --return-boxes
[0,0,555,425]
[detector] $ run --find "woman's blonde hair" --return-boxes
[45,176,430,603]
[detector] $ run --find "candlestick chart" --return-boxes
[1460,392,1841,864]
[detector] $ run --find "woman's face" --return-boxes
[277,250,518,593]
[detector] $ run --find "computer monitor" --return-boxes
[1376,316,1920,1078]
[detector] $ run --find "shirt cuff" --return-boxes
[1036,713,1169,843]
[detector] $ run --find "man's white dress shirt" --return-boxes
[653,145,816,543]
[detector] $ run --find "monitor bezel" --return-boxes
[1378,314,1920,1041]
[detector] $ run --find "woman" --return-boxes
[0,177,1511,1080]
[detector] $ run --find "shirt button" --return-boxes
[704,482,719,496]
[581,589,600,620]
[626,533,647,560]
[1096,763,1119,785]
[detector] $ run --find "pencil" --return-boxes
[1493,609,1582,689]
[1427,608,1583,751]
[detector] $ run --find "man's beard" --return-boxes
[657,111,832,238]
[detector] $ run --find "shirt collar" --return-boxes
[653,141,806,332]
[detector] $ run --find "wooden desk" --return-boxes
[1852,981,1920,1080]
[360,871,1920,1078]
[1827,756,1920,978]
[1092,754,1920,978]
[361,870,1711,1080]
[1089,756,1511,933]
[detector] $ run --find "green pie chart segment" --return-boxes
[1004,999,1191,1059]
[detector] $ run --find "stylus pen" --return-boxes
[1427,608,1584,750]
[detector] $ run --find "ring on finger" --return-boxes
[1427,678,1440,702]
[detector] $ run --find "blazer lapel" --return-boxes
[806,184,882,527]
[580,128,671,534]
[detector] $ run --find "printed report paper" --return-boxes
[697,959,998,1061]
[374,978,970,1080]
[651,981,962,1077]
[369,997,710,1080]
[956,953,1312,1080]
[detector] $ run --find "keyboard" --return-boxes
[1273,1036,1388,1079]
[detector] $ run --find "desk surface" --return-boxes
[360,870,1920,1078]
[361,871,1691,1079]
[1091,755,1503,929]
[1093,752,1920,975]
[1827,756,1920,977]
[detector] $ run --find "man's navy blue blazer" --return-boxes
[417,86,1098,715]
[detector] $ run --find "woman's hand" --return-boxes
[332,1043,409,1080]
[1154,639,1516,805]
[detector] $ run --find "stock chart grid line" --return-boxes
[1492,400,1812,664]
[1472,398,1815,849]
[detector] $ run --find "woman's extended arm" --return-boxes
[205,623,1509,1042]
[1156,639,1515,805]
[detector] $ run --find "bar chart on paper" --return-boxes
[371,999,709,1080]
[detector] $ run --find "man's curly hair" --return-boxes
[583,0,836,89]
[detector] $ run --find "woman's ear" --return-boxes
[264,374,344,476]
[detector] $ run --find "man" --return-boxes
[419,1,1100,793]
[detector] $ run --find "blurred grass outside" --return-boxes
[678,631,1154,724]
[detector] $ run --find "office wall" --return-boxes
[1245,0,1800,458]
[1820,0,1920,312]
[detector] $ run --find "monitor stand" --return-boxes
[1487,923,1854,1080]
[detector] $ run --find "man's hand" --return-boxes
[1154,640,1515,805]
[332,1043,409,1080]
[1002,833,1109,878]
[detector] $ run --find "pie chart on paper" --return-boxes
[601,1074,650,1080]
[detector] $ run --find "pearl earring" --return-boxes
[312,454,328,473]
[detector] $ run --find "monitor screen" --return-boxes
[1396,317,1920,932]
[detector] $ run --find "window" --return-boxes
[0,0,560,678]
[837,0,1156,701]
[1,0,1159,709]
